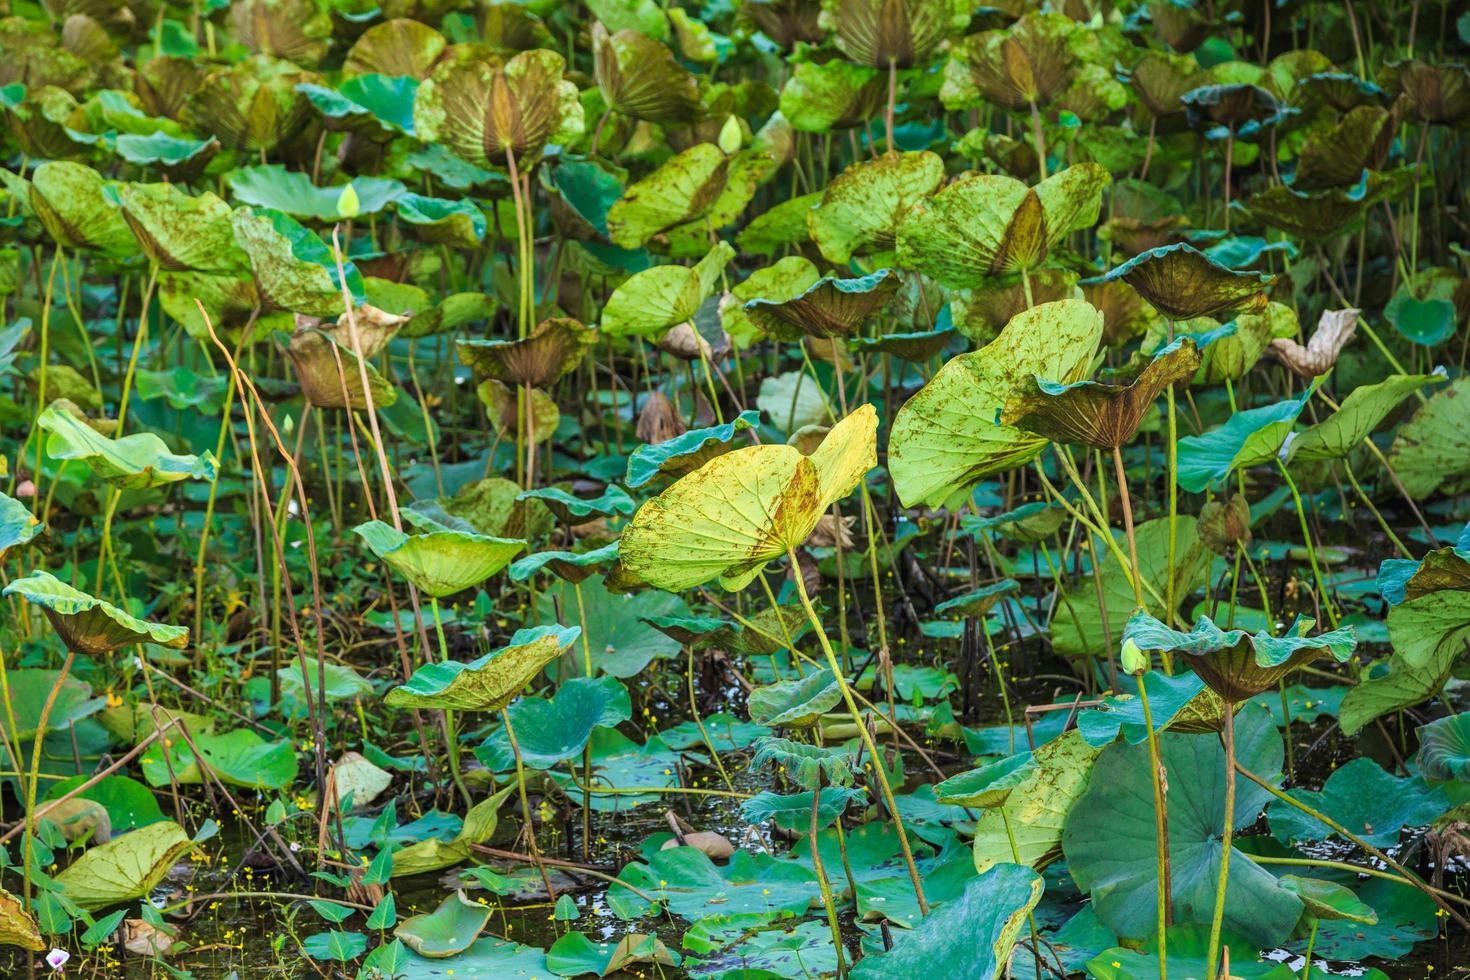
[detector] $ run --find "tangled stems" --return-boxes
[785,547,929,916]
[1205,702,1236,980]
[1273,458,1339,628]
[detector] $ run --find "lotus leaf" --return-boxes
[395,890,491,958]
[600,242,734,337]
[747,669,842,728]
[4,570,188,655]
[54,820,193,910]
[807,150,944,264]
[353,519,523,598]
[385,625,579,711]
[475,675,630,771]
[1091,243,1272,321]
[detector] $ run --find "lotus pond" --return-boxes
[4,0,1470,977]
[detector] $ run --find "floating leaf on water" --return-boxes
[54,820,193,911]
[395,890,492,958]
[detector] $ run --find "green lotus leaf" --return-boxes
[741,787,868,832]
[592,22,701,124]
[1181,83,1295,141]
[744,267,900,341]
[1286,373,1439,463]
[849,326,955,361]
[600,241,734,337]
[157,270,274,343]
[37,402,217,490]
[747,668,842,728]
[0,490,43,560]
[138,729,299,791]
[548,931,679,977]
[550,158,624,238]
[736,191,822,256]
[1175,383,1314,492]
[53,820,193,911]
[1387,291,1456,347]
[508,543,621,586]
[354,519,524,598]
[969,729,1100,871]
[1091,243,1272,321]
[343,18,447,79]
[0,887,44,951]
[404,290,499,339]
[722,256,822,347]
[1078,670,1228,745]
[933,578,1019,618]
[0,667,104,740]
[1124,609,1356,702]
[625,408,760,489]
[1235,168,1416,241]
[1293,105,1393,190]
[1002,337,1199,449]
[414,48,583,168]
[277,657,373,707]
[385,625,579,711]
[779,59,884,132]
[934,751,1036,808]
[1086,926,1302,980]
[394,192,485,247]
[113,132,219,179]
[620,403,876,592]
[1277,876,1378,926]
[390,783,516,877]
[229,164,406,221]
[298,73,419,136]
[949,267,1081,345]
[1270,755,1450,855]
[535,572,689,676]
[111,183,249,274]
[181,54,315,152]
[896,163,1108,287]
[1387,376,1470,499]
[29,161,138,258]
[1050,516,1208,658]
[889,299,1103,508]
[457,316,595,387]
[1383,59,1470,126]
[516,484,634,524]
[1295,70,1388,112]
[284,327,397,411]
[606,143,731,248]
[818,0,969,69]
[1416,711,1470,782]
[588,0,669,38]
[551,728,691,811]
[395,891,491,958]
[231,207,365,316]
[807,150,944,264]
[661,148,774,258]
[941,12,1090,111]
[1064,704,1301,946]
[98,702,215,744]
[474,675,631,771]
[751,736,857,790]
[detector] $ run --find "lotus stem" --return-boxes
[502,707,556,900]
[1302,917,1319,979]
[1112,444,1145,610]
[1001,807,1043,980]
[786,546,929,916]
[22,648,76,905]
[884,58,897,154]
[810,784,847,978]
[1029,100,1048,179]
[1136,674,1173,979]
[1204,700,1236,980]
[687,646,735,794]
[1273,458,1338,628]
[430,597,474,811]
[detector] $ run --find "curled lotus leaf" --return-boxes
[818,0,970,70]
[779,59,885,132]
[228,164,406,221]
[1268,306,1357,380]
[740,0,824,50]
[1384,59,1470,126]
[747,669,842,728]
[0,887,44,951]
[38,401,217,489]
[1090,242,1272,321]
[115,133,220,182]
[744,267,900,341]
[722,256,822,347]
[354,519,524,598]
[29,161,138,258]
[935,751,1035,808]
[620,404,877,592]
[285,328,398,411]
[1176,382,1314,492]
[508,542,621,585]
[889,299,1104,509]
[1416,711,1470,783]
[385,624,580,711]
[112,183,249,274]
[181,54,315,153]
[1002,337,1200,449]
[1292,105,1393,190]
[457,317,595,387]
[606,143,729,249]
[394,193,483,247]
[896,163,1109,287]
[941,12,1088,111]
[413,48,583,168]
[1085,278,1161,347]
[298,74,420,137]
[950,267,1081,345]
[625,408,761,489]
[3,570,189,655]
[933,578,1019,618]
[849,326,955,362]
[1123,610,1356,702]
[593,22,702,124]
[1285,372,1439,464]
[1130,49,1204,116]
[516,484,634,525]
[1235,168,1416,242]
[1278,876,1378,926]
[226,0,332,67]
[231,207,365,317]
[344,19,447,79]
[395,890,492,958]
[807,150,944,264]
[736,191,822,256]
[1181,83,1296,140]
[600,241,734,337]
[0,490,44,560]
[1295,71,1389,112]
[483,2,555,55]
[53,820,193,911]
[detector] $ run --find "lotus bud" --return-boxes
[1120,637,1147,675]
[637,392,686,445]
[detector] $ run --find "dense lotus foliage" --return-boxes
[0,0,1469,977]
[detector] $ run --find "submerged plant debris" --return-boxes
[1,0,1469,978]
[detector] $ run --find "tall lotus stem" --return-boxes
[810,784,847,978]
[1001,808,1043,980]
[1029,100,1048,179]
[429,597,473,810]
[22,649,76,905]
[1136,673,1173,974]
[786,547,928,915]
[1205,700,1236,980]
[1273,459,1338,628]
[884,58,897,153]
